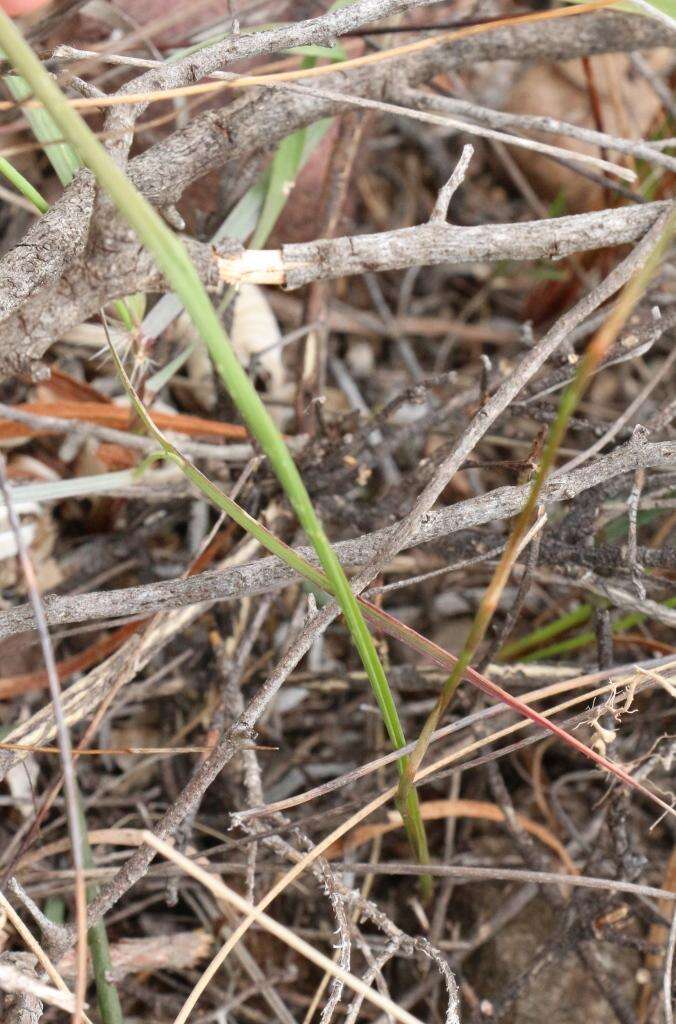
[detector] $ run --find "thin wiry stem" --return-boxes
[397,205,675,813]
[330,863,676,902]
[0,455,89,1024]
[0,6,430,874]
[144,831,426,1024]
[664,899,676,1024]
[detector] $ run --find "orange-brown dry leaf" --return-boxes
[92,442,138,470]
[0,401,249,442]
[37,369,113,405]
[0,621,140,701]
[504,52,671,212]
[328,797,578,875]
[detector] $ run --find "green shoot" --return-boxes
[0,10,429,877]
[503,595,676,662]
[0,155,48,212]
[76,798,125,1024]
[2,71,80,186]
[397,205,676,814]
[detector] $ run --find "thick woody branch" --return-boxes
[87,0,446,212]
[57,0,441,88]
[8,198,674,378]
[0,438,672,640]
[2,201,668,375]
[0,239,221,377]
[216,202,672,289]
[0,11,669,378]
[129,12,671,205]
[0,0,441,373]
[0,172,95,348]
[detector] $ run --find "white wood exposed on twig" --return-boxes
[0,12,668,376]
[215,202,671,288]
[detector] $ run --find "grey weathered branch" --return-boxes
[208,212,672,761]
[0,954,43,1024]
[129,12,671,206]
[0,439,672,640]
[1,199,670,377]
[0,171,95,378]
[402,87,676,175]
[0,11,669,377]
[217,202,671,289]
[56,0,440,86]
[2,0,441,373]
[88,0,439,220]
[0,238,220,377]
[0,958,71,1015]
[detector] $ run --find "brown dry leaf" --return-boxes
[504,52,671,211]
[58,929,212,982]
[0,401,249,444]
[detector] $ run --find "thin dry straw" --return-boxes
[0,892,94,1024]
[0,2,430,871]
[142,831,426,1024]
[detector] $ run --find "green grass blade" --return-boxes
[0,11,428,875]
[2,72,80,186]
[0,155,48,212]
[250,10,343,250]
[110,340,430,883]
[517,594,676,662]
[285,43,348,58]
[251,128,308,249]
[250,112,332,250]
[499,604,593,660]
[76,798,125,1024]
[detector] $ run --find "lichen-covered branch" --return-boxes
[217,202,671,289]
[0,438,672,645]
[0,11,669,379]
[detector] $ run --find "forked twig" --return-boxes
[142,832,426,1024]
[0,893,91,1024]
[396,205,676,818]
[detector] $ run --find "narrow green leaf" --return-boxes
[514,595,676,662]
[251,129,308,248]
[3,72,80,186]
[0,10,429,877]
[0,154,48,212]
[76,798,125,1024]
[284,43,347,59]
